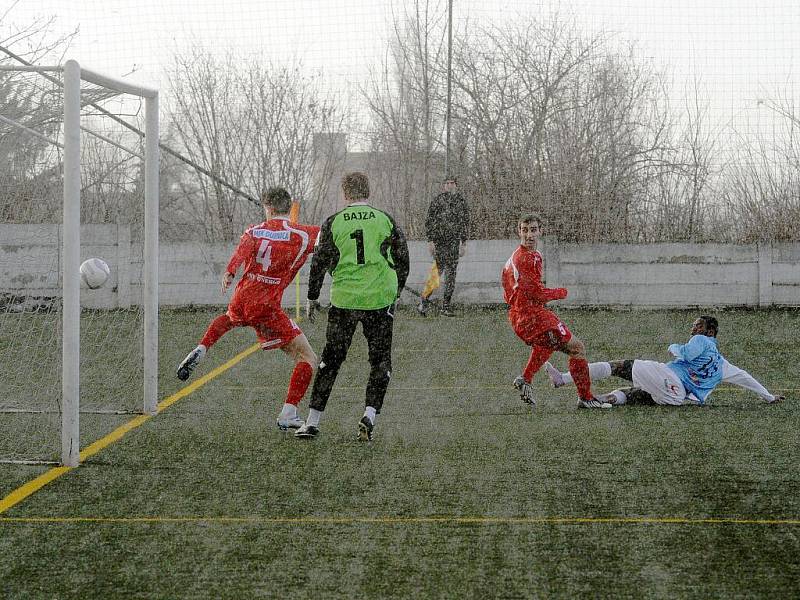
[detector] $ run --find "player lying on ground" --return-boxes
[502,212,609,409]
[176,187,321,430]
[544,315,786,406]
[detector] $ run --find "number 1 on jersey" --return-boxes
[350,229,365,264]
[256,239,272,272]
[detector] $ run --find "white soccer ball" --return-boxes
[80,258,110,289]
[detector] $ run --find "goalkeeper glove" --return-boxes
[306,299,321,323]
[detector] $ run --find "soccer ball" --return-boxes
[80,258,110,289]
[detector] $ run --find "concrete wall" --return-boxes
[548,241,797,308]
[1,224,798,308]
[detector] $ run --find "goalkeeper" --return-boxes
[295,172,409,441]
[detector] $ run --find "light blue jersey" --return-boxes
[666,335,723,404]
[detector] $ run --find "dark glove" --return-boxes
[306,299,321,323]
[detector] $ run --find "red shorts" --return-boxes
[525,324,572,349]
[512,313,572,349]
[226,301,301,350]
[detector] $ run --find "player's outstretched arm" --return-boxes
[721,358,785,403]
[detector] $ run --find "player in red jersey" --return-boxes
[501,213,609,409]
[176,186,321,430]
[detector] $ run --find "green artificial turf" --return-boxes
[1,307,798,598]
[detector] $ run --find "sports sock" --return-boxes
[364,406,377,424]
[560,362,612,385]
[285,361,313,406]
[609,390,627,405]
[200,314,235,349]
[278,402,297,419]
[569,357,594,401]
[590,361,613,381]
[523,346,553,382]
[306,408,322,428]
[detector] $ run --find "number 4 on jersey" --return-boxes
[256,239,272,271]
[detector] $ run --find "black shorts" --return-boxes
[323,304,395,366]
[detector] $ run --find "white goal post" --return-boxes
[0,60,159,466]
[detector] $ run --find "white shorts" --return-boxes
[632,360,686,406]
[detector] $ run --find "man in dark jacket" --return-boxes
[420,177,469,316]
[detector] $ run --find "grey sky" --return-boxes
[3,0,799,136]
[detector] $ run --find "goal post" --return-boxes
[0,60,159,466]
[62,61,160,465]
[63,60,80,466]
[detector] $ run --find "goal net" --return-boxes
[0,61,159,466]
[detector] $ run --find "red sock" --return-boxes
[285,361,313,406]
[200,314,235,349]
[523,346,553,382]
[569,357,594,400]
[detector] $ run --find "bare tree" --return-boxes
[0,12,77,223]
[75,115,148,238]
[166,46,347,240]
[633,77,720,242]
[717,93,800,242]
[362,0,449,236]
[450,17,676,241]
[363,9,748,243]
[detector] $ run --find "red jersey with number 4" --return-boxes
[227,218,320,320]
[502,245,568,339]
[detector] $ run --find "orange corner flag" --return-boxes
[422,262,440,299]
[289,200,300,224]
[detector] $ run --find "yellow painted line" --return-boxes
[80,414,151,461]
[0,344,261,516]
[155,344,261,414]
[0,468,73,515]
[0,515,798,526]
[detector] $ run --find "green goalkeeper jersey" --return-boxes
[307,202,410,310]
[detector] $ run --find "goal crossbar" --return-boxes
[0,64,157,97]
